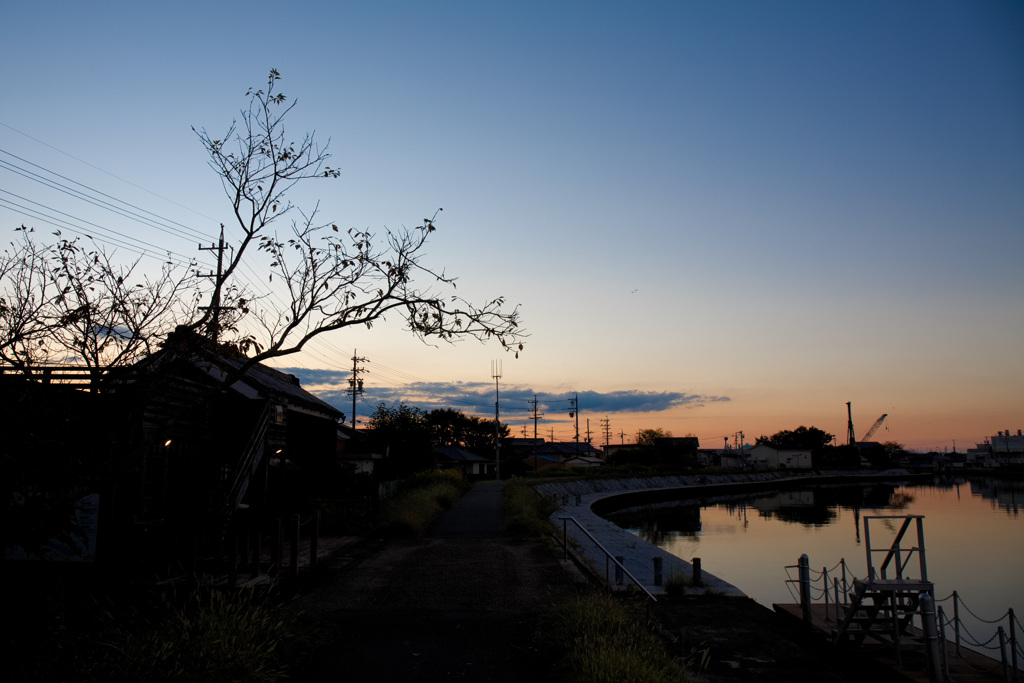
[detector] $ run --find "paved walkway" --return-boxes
[287,482,584,682]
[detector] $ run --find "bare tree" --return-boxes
[0,226,198,383]
[192,69,522,378]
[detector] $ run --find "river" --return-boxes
[602,475,1024,654]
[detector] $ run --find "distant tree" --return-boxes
[426,408,507,452]
[756,426,834,451]
[367,403,433,479]
[636,428,672,446]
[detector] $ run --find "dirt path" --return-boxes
[287,482,583,681]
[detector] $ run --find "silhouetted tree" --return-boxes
[756,426,834,451]
[636,428,672,446]
[0,227,197,382]
[190,69,523,381]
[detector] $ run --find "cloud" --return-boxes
[282,367,730,421]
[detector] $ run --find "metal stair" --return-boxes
[832,515,934,668]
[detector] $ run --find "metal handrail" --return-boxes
[558,516,657,602]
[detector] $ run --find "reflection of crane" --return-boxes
[861,414,888,442]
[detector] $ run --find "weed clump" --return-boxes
[374,469,468,537]
[77,585,302,682]
[502,477,560,539]
[542,593,689,683]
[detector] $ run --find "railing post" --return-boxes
[799,554,811,624]
[652,557,663,586]
[692,557,703,587]
[920,592,942,683]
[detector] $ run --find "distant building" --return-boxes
[748,444,812,469]
[966,429,1024,467]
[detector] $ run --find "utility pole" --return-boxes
[568,394,579,455]
[585,418,592,445]
[198,224,232,342]
[492,360,502,479]
[619,430,626,445]
[528,395,544,454]
[600,417,611,447]
[346,351,369,429]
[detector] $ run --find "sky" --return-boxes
[1,1,1022,452]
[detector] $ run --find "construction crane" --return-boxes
[861,414,888,442]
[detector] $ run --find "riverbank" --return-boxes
[534,469,920,597]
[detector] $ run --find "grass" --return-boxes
[373,469,468,537]
[541,592,691,683]
[501,476,560,539]
[71,585,304,683]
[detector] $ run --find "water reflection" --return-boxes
[603,480,925,546]
[601,474,1024,655]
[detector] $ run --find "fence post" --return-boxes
[290,514,300,578]
[228,532,238,589]
[653,557,663,587]
[310,510,320,572]
[271,518,282,578]
[799,554,811,624]
[692,558,703,587]
[920,592,942,683]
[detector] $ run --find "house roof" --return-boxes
[433,445,493,463]
[131,327,341,419]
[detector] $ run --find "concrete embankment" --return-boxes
[535,470,916,597]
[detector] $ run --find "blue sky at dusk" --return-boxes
[2,1,1021,450]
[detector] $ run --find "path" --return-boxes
[287,482,583,682]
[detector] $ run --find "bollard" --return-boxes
[1009,608,1017,680]
[998,627,1008,683]
[692,557,703,587]
[653,556,663,586]
[953,591,961,655]
[919,592,942,683]
[615,555,624,585]
[938,606,949,680]
[798,554,811,624]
